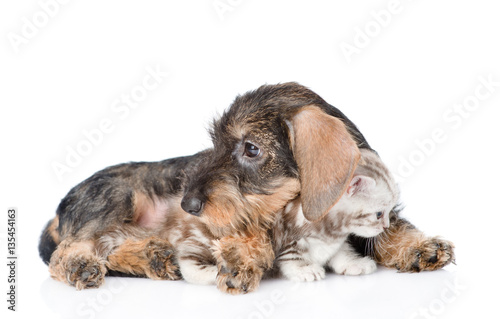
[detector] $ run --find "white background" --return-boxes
[1,1,499,318]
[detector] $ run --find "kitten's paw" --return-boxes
[397,237,455,272]
[179,259,217,285]
[334,257,377,276]
[281,262,325,282]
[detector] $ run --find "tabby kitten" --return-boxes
[272,149,400,281]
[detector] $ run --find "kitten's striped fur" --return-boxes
[271,149,400,280]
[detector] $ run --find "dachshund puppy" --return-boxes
[39,82,454,294]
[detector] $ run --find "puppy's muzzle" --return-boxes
[181,195,204,216]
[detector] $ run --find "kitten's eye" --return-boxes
[244,142,261,158]
[376,212,384,219]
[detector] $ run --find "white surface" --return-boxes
[0,1,499,318]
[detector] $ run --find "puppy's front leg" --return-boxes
[212,234,274,295]
[374,217,455,272]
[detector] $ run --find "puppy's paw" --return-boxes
[212,236,271,295]
[145,239,181,280]
[397,237,455,272]
[333,257,377,276]
[280,262,325,282]
[216,263,262,295]
[65,257,106,290]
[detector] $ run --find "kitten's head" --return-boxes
[335,150,400,238]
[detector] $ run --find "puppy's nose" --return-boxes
[181,196,203,216]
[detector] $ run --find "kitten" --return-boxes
[174,149,400,284]
[273,149,400,281]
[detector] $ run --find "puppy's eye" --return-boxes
[244,142,261,158]
[376,212,384,219]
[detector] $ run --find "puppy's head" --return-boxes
[181,83,360,236]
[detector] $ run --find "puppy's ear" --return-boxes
[290,106,360,222]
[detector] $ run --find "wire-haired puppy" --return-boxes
[39,82,454,294]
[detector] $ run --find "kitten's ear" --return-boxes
[347,175,376,197]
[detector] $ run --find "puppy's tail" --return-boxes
[38,216,61,265]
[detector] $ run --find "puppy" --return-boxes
[39,82,454,294]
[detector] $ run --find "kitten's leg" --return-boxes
[178,258,218,285]
[276,242,325,282]
[177,239,218,285]
[279,261,326,282]
[329,242,377,275]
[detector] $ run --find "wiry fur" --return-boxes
[48,240,107,290]
[39,82,455,294]
[374,218,455,272]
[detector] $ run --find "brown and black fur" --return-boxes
[39,82,454,293]
[39,154,213,288]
